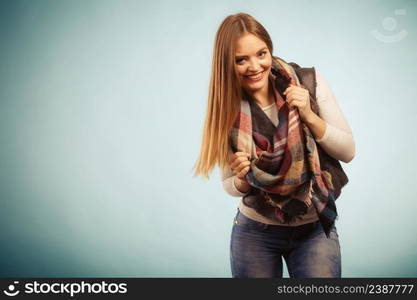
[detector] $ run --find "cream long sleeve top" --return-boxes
[221,70,355,226]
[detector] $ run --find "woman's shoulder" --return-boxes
[314,69,326,86]
[314,70,326,93]
[314,69,336,104]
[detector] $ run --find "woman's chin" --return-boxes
[244,81,267,93]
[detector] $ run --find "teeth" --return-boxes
[247,72,263,79]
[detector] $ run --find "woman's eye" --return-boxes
[235,52,266,64]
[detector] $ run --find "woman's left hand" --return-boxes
[283,84,314,122]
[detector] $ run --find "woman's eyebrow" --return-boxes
[235,47,268,58]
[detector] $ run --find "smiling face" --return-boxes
[234,33,272,94]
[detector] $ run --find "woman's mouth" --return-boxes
[245,71,264,82]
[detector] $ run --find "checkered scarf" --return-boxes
[229,58,337,238]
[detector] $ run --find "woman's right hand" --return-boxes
[229,152,251,182]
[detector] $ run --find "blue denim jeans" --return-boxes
[230,208,341,278]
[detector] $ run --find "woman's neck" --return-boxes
[250,80,275,108]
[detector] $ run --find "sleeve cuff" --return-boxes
[315,122,330,143]
[231,176,250,196]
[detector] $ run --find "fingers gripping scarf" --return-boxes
[229,58,337,238]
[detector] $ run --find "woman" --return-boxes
[193,12,355,278]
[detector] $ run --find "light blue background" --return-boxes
[0,0,416,277]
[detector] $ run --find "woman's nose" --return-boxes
[248,58,261,72]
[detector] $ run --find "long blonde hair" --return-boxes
[192,13,274,179]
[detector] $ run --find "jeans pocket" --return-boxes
[309,222,339,240]
[234,210,267,230]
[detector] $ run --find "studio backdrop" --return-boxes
[0,0,416,277]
